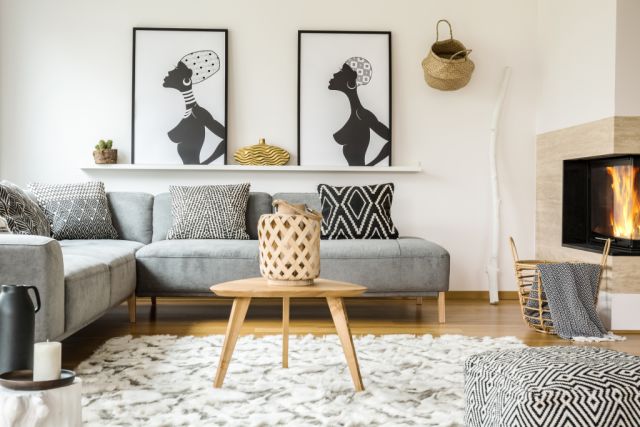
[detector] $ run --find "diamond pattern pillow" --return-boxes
[167,183,250,240]
[28,182,118,240]
[317,183,399,239]
[0,180,51,236]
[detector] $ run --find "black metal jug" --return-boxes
[0,284,41,374]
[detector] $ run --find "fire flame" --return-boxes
[606,165,640,239]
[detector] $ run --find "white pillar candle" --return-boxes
[33,341,61,381]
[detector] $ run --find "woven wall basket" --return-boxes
[422,19,475,91]
[258,200,322,286]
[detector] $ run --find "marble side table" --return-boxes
[0,379,82,427]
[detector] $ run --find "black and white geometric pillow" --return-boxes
[317,183,399,239]
[0,180,51,236]
[167,183,250,240]
[28,181,118,240]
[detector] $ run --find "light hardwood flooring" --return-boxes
[61,297,640,369]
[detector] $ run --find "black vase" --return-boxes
[0,284,41,374]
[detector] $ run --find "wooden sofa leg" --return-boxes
[416,297,423,306]
[151,296,157,307]
[437,292,446,323]
[127,294,136,323]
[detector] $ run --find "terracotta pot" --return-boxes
[93,149,117,164]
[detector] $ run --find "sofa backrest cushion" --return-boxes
[271,193,322,213]
[152,191,272,241]
[107,192,154,244]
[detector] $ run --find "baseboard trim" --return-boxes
[446,291,518,301]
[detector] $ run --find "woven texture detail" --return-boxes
[167,184,250,240]
[258,209,321,284]
[421,20,474,91]
[317,183,398,239]
[0,180,50,236]
[28,181,117,240]
[465,346,640,427]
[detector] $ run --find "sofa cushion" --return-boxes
[136,237,448,295]
[28,182,118,240]
[167,184,251,240]
[317,183,399,240]
[61,240,143,305]
[152,192,272,242]
[0,180,51,236]
[63,255,110,332]
[136,239,260,295]
[319,237,449,293]
[107,192,154,244]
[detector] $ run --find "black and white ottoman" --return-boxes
[464,346,640,427]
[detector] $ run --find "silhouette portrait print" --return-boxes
[163,50,226,165]
[329,57,391,166]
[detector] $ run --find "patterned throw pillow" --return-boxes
[28,182,118,240]
[167,183,251,240]
[317,183,399,239]
[0,180,51,236]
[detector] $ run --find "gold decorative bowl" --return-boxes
[234,139,290,166]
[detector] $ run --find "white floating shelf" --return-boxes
[81,164,422,173]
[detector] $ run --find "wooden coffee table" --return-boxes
[210,277,367,391]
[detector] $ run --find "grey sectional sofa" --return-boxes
[0,192,450,342]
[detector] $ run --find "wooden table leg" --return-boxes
[213,297,251,388]
[326,297,364,392]
[282,296,290,368]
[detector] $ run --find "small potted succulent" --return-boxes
[93,139,117,164]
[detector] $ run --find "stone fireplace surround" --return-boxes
[537,116,640,331]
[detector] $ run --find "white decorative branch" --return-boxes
[487,67,512,304]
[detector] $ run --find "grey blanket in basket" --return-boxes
[536,263,608,339]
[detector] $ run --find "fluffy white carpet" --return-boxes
[77,334,525,426]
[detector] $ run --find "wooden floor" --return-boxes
[61,297,640,369]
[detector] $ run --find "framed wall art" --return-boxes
[132,28,227,165]
[297,31,392,167]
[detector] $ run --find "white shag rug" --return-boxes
[77,334,526,426]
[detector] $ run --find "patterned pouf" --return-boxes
[464,346,640,427]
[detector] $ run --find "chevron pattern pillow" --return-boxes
[317,183,399,239]
[167,183,250,240]
[28,181,118,240]
[0,180,51,236]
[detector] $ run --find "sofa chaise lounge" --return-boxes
[0,191,450,341]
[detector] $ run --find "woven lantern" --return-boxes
[258,200,322,286]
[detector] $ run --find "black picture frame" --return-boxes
[132,27,229,165]
[297,30,392,167]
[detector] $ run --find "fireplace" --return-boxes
[563,155,640,255]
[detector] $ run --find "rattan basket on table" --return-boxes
[509,237,611,335]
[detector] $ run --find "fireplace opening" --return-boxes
[563,155,640,255]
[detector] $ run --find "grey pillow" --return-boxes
[0,180,51,236]
[167,183,250,240]
[28,181,118,240]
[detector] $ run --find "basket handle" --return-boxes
[449,49,472,61]
[272,199,323,221]
[509,236,519,263]
[436,19,453,42]
[594,238,611,305]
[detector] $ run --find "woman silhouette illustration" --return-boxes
[163,50,225,164]
[329,57,391,166]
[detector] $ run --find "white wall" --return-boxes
[536,0,617,133]
[615,0,640,116]
[0,0,538,291]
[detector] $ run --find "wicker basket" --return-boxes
[258,200,322,286]
[421,20,474,91]
[509,237,611,334]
